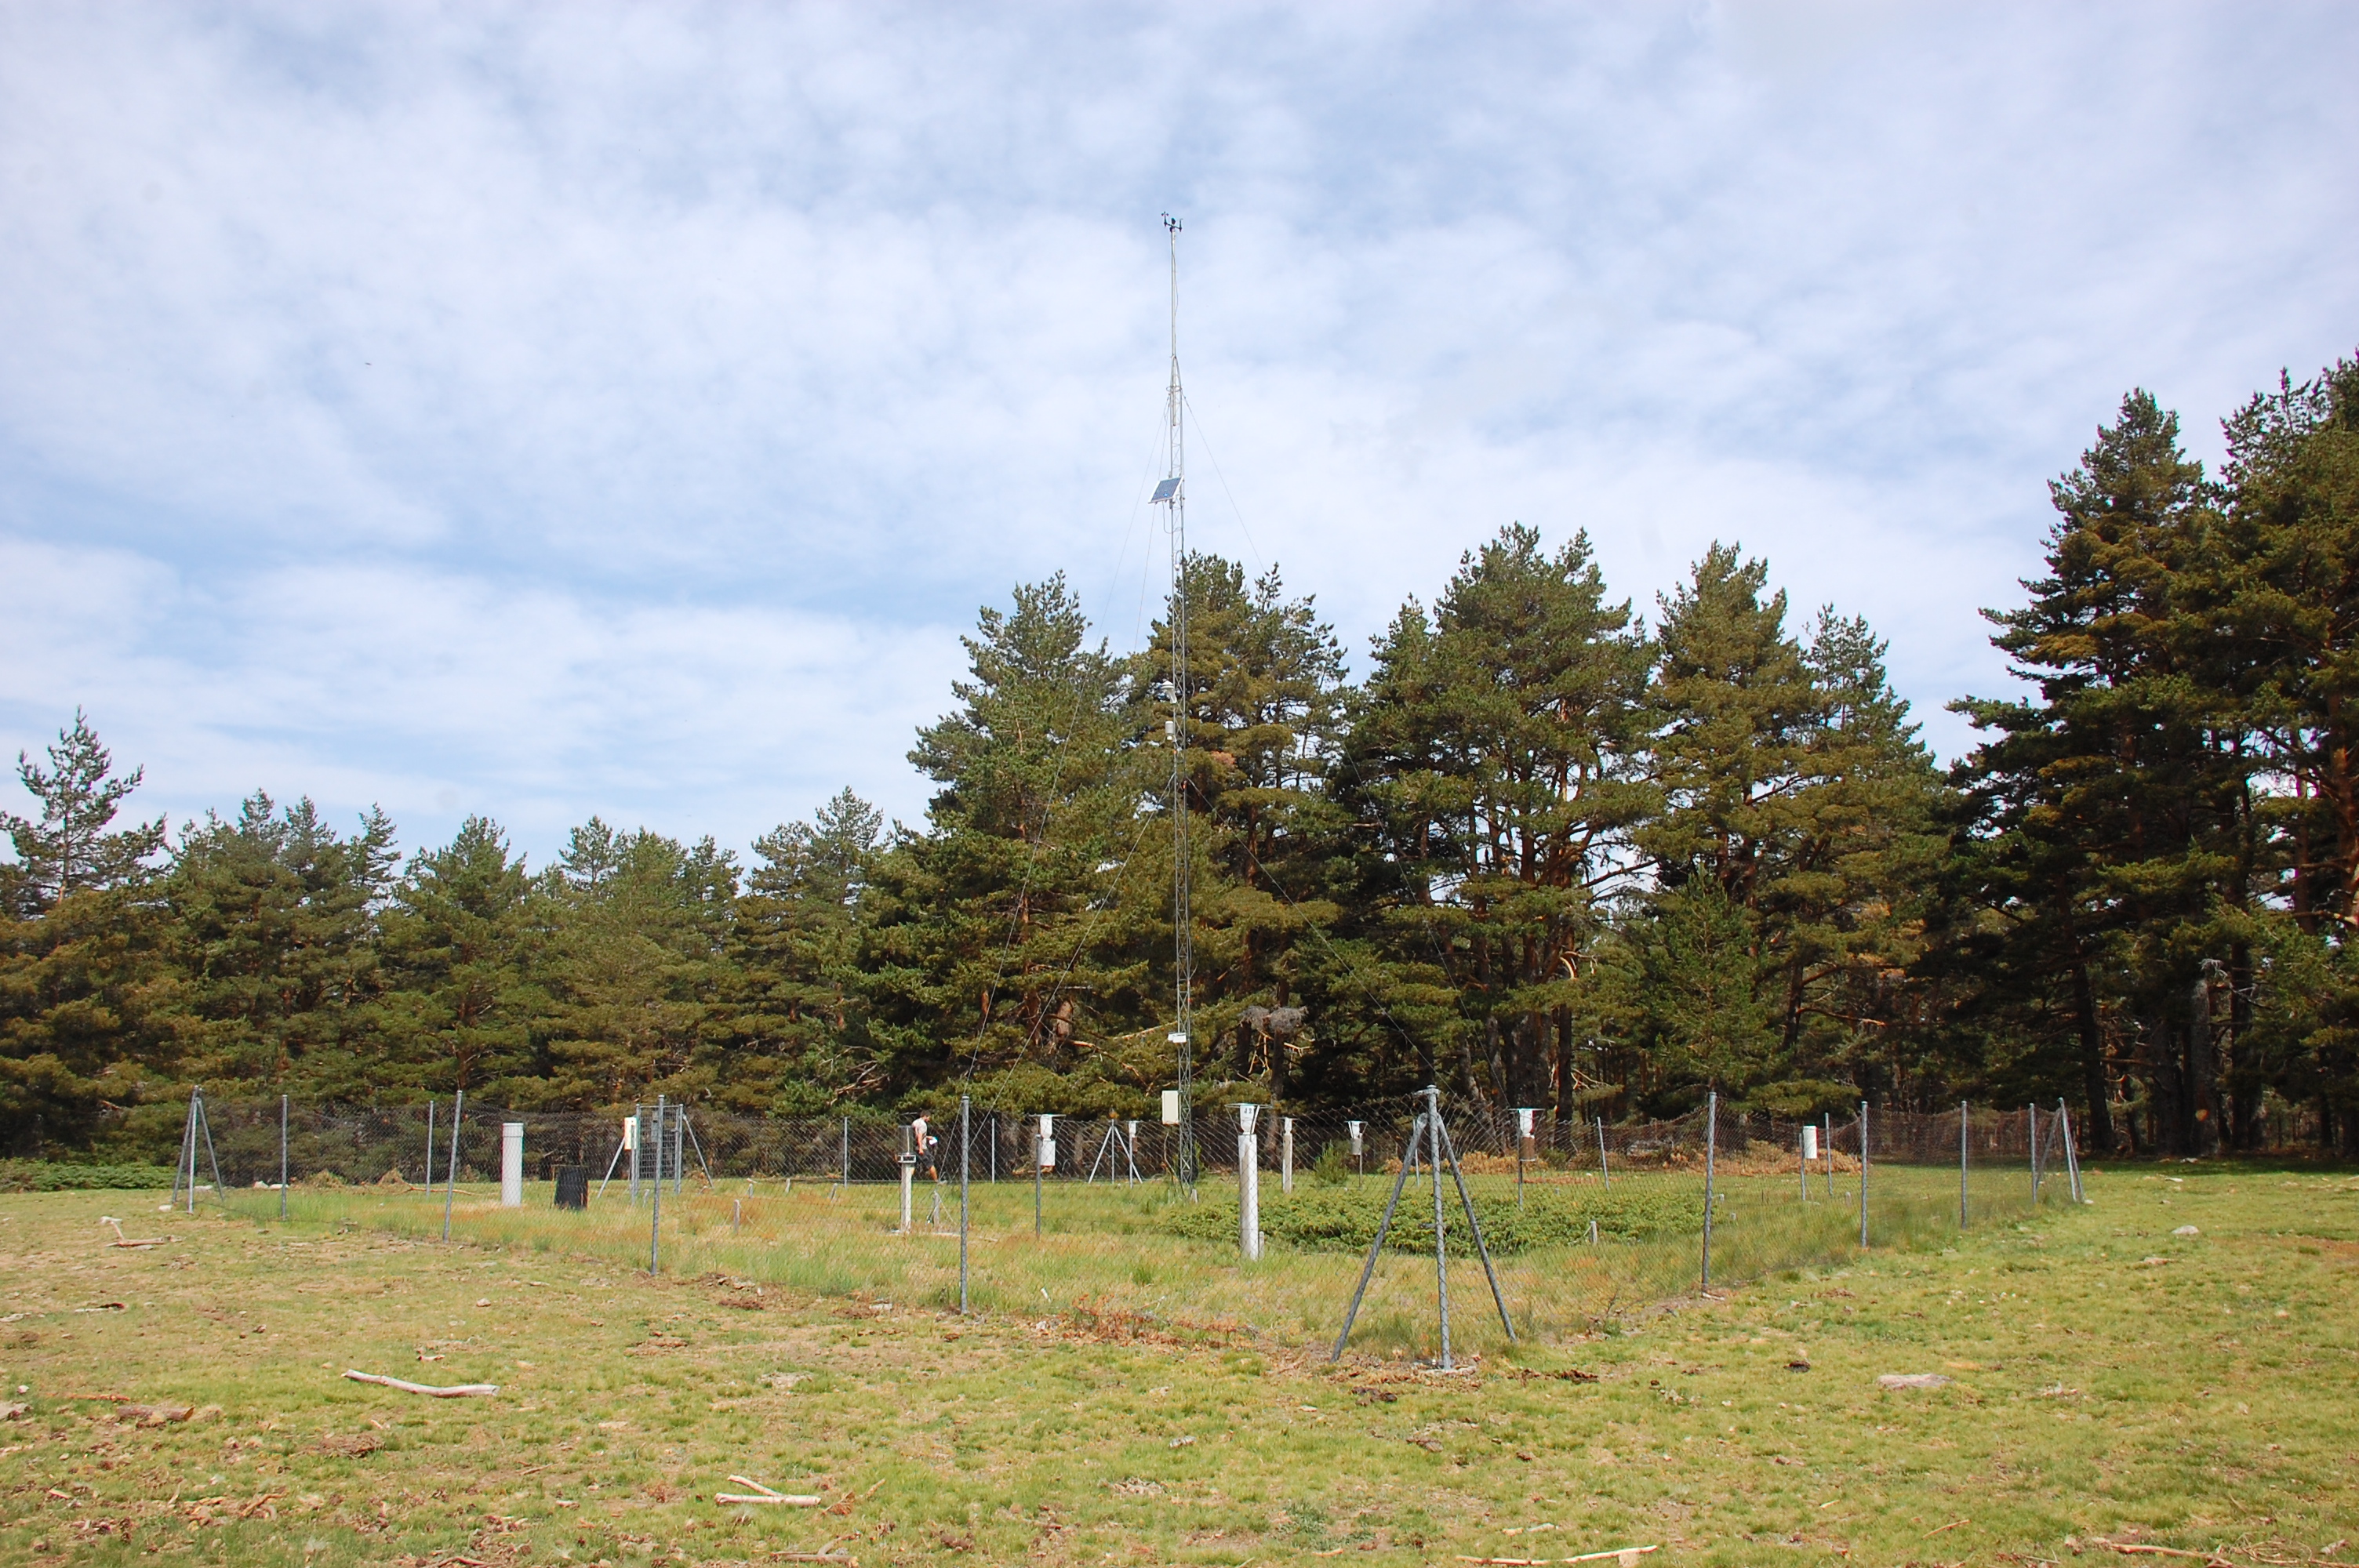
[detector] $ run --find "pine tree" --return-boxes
[729,789,885,1112]
[0,714,169,1147]
[535,819,736,1108]
[1342,525,1652,1112]
[375,817,540,1098]
[158,794,399,1096]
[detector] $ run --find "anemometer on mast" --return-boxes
[1154,212,1198,1189]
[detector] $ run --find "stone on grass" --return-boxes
[1877,1373,1953,1391]
[2172,1225,2201,1236]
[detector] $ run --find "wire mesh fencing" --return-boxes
[132,1090,2091,1355]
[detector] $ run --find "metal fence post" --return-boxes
[1959,1100,1968,1229]
[2059,1098,2085,1203]
[649,1096,664,1274]
[442,1090,463,1242]
[1427,1087,1452,1371]
[1857,1100,1870,1250]
[1823,1112,1834,1200]
[426,1098,436,1197]
[841,1116,849,1190]
[279,1094,289,1221]
[2029,1102,2041,1203]
[959,1095,971,1316]
[630,1102,642,1202]
[1700,1091,1717,1292]
[1034,1114,1044,1237]
[1596,1116,1611,1186]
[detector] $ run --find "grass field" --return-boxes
[1,1161,2354,1566]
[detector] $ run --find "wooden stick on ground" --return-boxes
[714,1475,822,1506]
[1458,1548,1659,1566]
[340,1370,500,1398]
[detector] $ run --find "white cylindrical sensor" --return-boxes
[500,1122,524,1207]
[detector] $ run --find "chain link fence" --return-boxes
[123,1091,2088,1352]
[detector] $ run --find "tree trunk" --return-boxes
[2190,966,2220,1159]
[2071,959,2116,1153]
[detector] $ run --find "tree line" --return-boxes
[5,354,2355,1157]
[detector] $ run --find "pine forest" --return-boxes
[7,357,2359,1160]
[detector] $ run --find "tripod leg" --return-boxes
[1332,1113,1423,1363]
[1438,1116,1516,1341]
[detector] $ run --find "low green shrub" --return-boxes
[0,1160,180,1192]
[1159,1181,1703,1254]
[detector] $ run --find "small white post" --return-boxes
[1348,1120,1364,1177]
[1281,1117,1295,1195]
[899,1122,917,1235]
[1237,1104,1262,1261]
[500,1123,524,1207]
[1125,1120,1140,1185]
[1514,1108,1536,1209]
[1801,1122,1818,1202]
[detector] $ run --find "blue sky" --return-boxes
[2,1,2354,867]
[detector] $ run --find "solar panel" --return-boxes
[1151,477,1180,503]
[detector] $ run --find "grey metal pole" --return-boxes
[649,1097,664,1274]
[630,1102,642,1202]
[959,1095,971,1316]
[442,1090,463,1241]
[1034,1116,1043,1237]
[1700,1091,1717,1292]
[1857,1101,1870,1250]
[1824,1113,1834,1200]
[198,1091,227,1207]
[1331,1111,1424,1362]
[1595,1116,1611,1186]
[1959,1101,1969,1229]
[176,1087,196,1214]
[1435,1112,1516,1342]
[841,1116,849,1190]
[671,1105,684,1196]
[2059,1099,2085,1203]
[426,1098,436,1198]
[1799,1121,1808,1203]
[2029,1102,2041,1203]
[1428,1087,1452,1371]
[280,1094,289,1221]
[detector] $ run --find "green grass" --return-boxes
[1,1162,2354,1566]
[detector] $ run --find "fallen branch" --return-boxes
[1459,1549,1657,1566]
[717,1475,823,1506]
[2088,1543,2235,1567]
[340,1370,500,1399]
[1926,1519,1970,1537]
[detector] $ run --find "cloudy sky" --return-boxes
[2,2,2353,866]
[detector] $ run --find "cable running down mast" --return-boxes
[1154,212,1197,1189]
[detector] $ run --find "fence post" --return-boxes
[1596,1116,1611,1186]
[1281,1116,1294,1197]
[1427,1087,1452,1370]
[1823,1112,1834,1200]
[1700,1091,1717,1293]
[1238,1105,1262,1261]
[426,1098,437,1198]
[671,1106,684,1196]
[1959,1101,1969,1229]
[630,1102,642,1202]
[1799,1120,1813,1203]
[2059,1099,2085,1203]
[2028,1102,2040,1203]
[1857,1101,1870,1250]
[443,1090,463,1242]
[959,1096,971,1316]
[1034,1114,1046,1237]
[649,1097,664,1274]
[841,1116,849,1191]
[279,1094,289,1221]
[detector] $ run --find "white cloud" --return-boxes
[0,1,2353,859]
